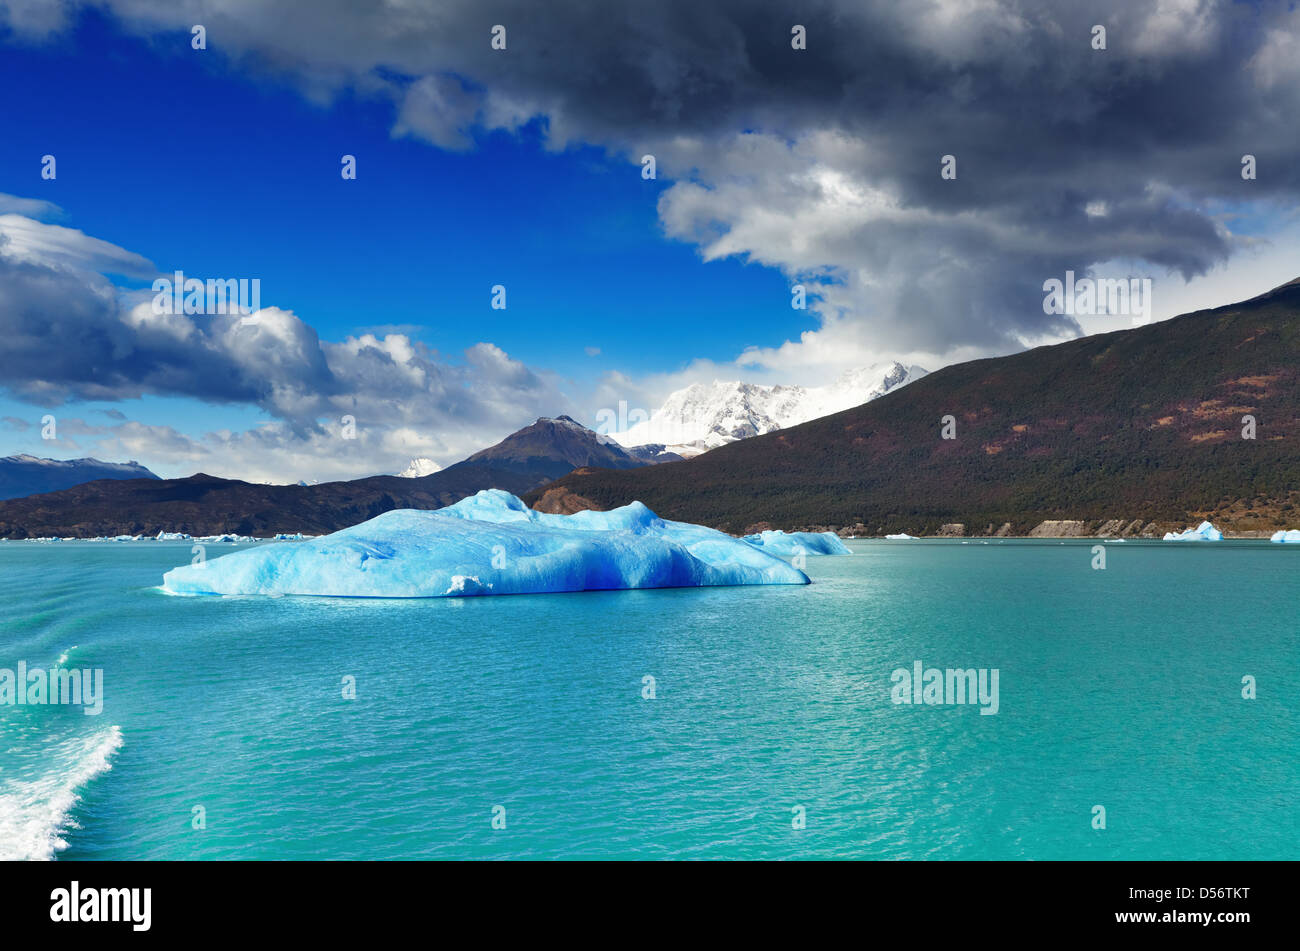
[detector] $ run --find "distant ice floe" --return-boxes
[1270,529,1300,543]
[161,489,810,598]
[6,532,284,543]
[1162,521,1223,542]
[741,530,852,555]
[885,533,916,540]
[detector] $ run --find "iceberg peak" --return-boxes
[1162,521,1223,542]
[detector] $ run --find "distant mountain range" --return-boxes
[0,361,917,511]
[0,416,656,537]
[9,275,1299,540]
[529,279,1300,536]
[610,362,927,457]
[0,454,159,501]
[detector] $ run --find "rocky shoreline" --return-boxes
[3,511,1289,542]
[530,488,1291,539]
[796,519,1283,539]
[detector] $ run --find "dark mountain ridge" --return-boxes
[0,466,540,538]
[0,416,653,537]
[525,279,1300,536]
[460,415,647,478]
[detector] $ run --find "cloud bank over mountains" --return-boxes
[0,203,572,481]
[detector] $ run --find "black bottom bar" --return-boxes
[0,860,1284,939]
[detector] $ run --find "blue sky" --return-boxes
[2,1,1298,482]
[0,10,806,370]
[0,8,819,477]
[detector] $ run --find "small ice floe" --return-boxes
[1269,529,1300,543]
[1162,521,1223,542]
[741,530,851,556]
[885,533,916,540]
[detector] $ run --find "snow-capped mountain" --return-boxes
[395,457,443,478]
[0,454,159,501]
[608,362,927,457]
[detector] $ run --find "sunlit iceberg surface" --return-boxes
[1162,521,1223,542]
[161,490,810,598]
[1270,529,1300,543]
[741,530,851,555]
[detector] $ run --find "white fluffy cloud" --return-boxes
[0,211,575,479]
[30,415,464,485]
[0,213,155,277]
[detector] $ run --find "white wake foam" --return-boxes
[0,725,123,860]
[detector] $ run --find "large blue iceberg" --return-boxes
[161,490,810,598]
[741,530,851,556]
[1270,529,1300,543]
[1162,521,1223,542]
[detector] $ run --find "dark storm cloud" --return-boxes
[3,0,1297,366]
[0,249,567,439]
[0,251,334,412]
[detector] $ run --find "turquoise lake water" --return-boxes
[1,537,1296,860]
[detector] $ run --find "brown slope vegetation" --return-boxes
[526,280,1300,535]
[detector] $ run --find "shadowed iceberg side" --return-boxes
[161,489,810,598]
[741,530,852,556]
